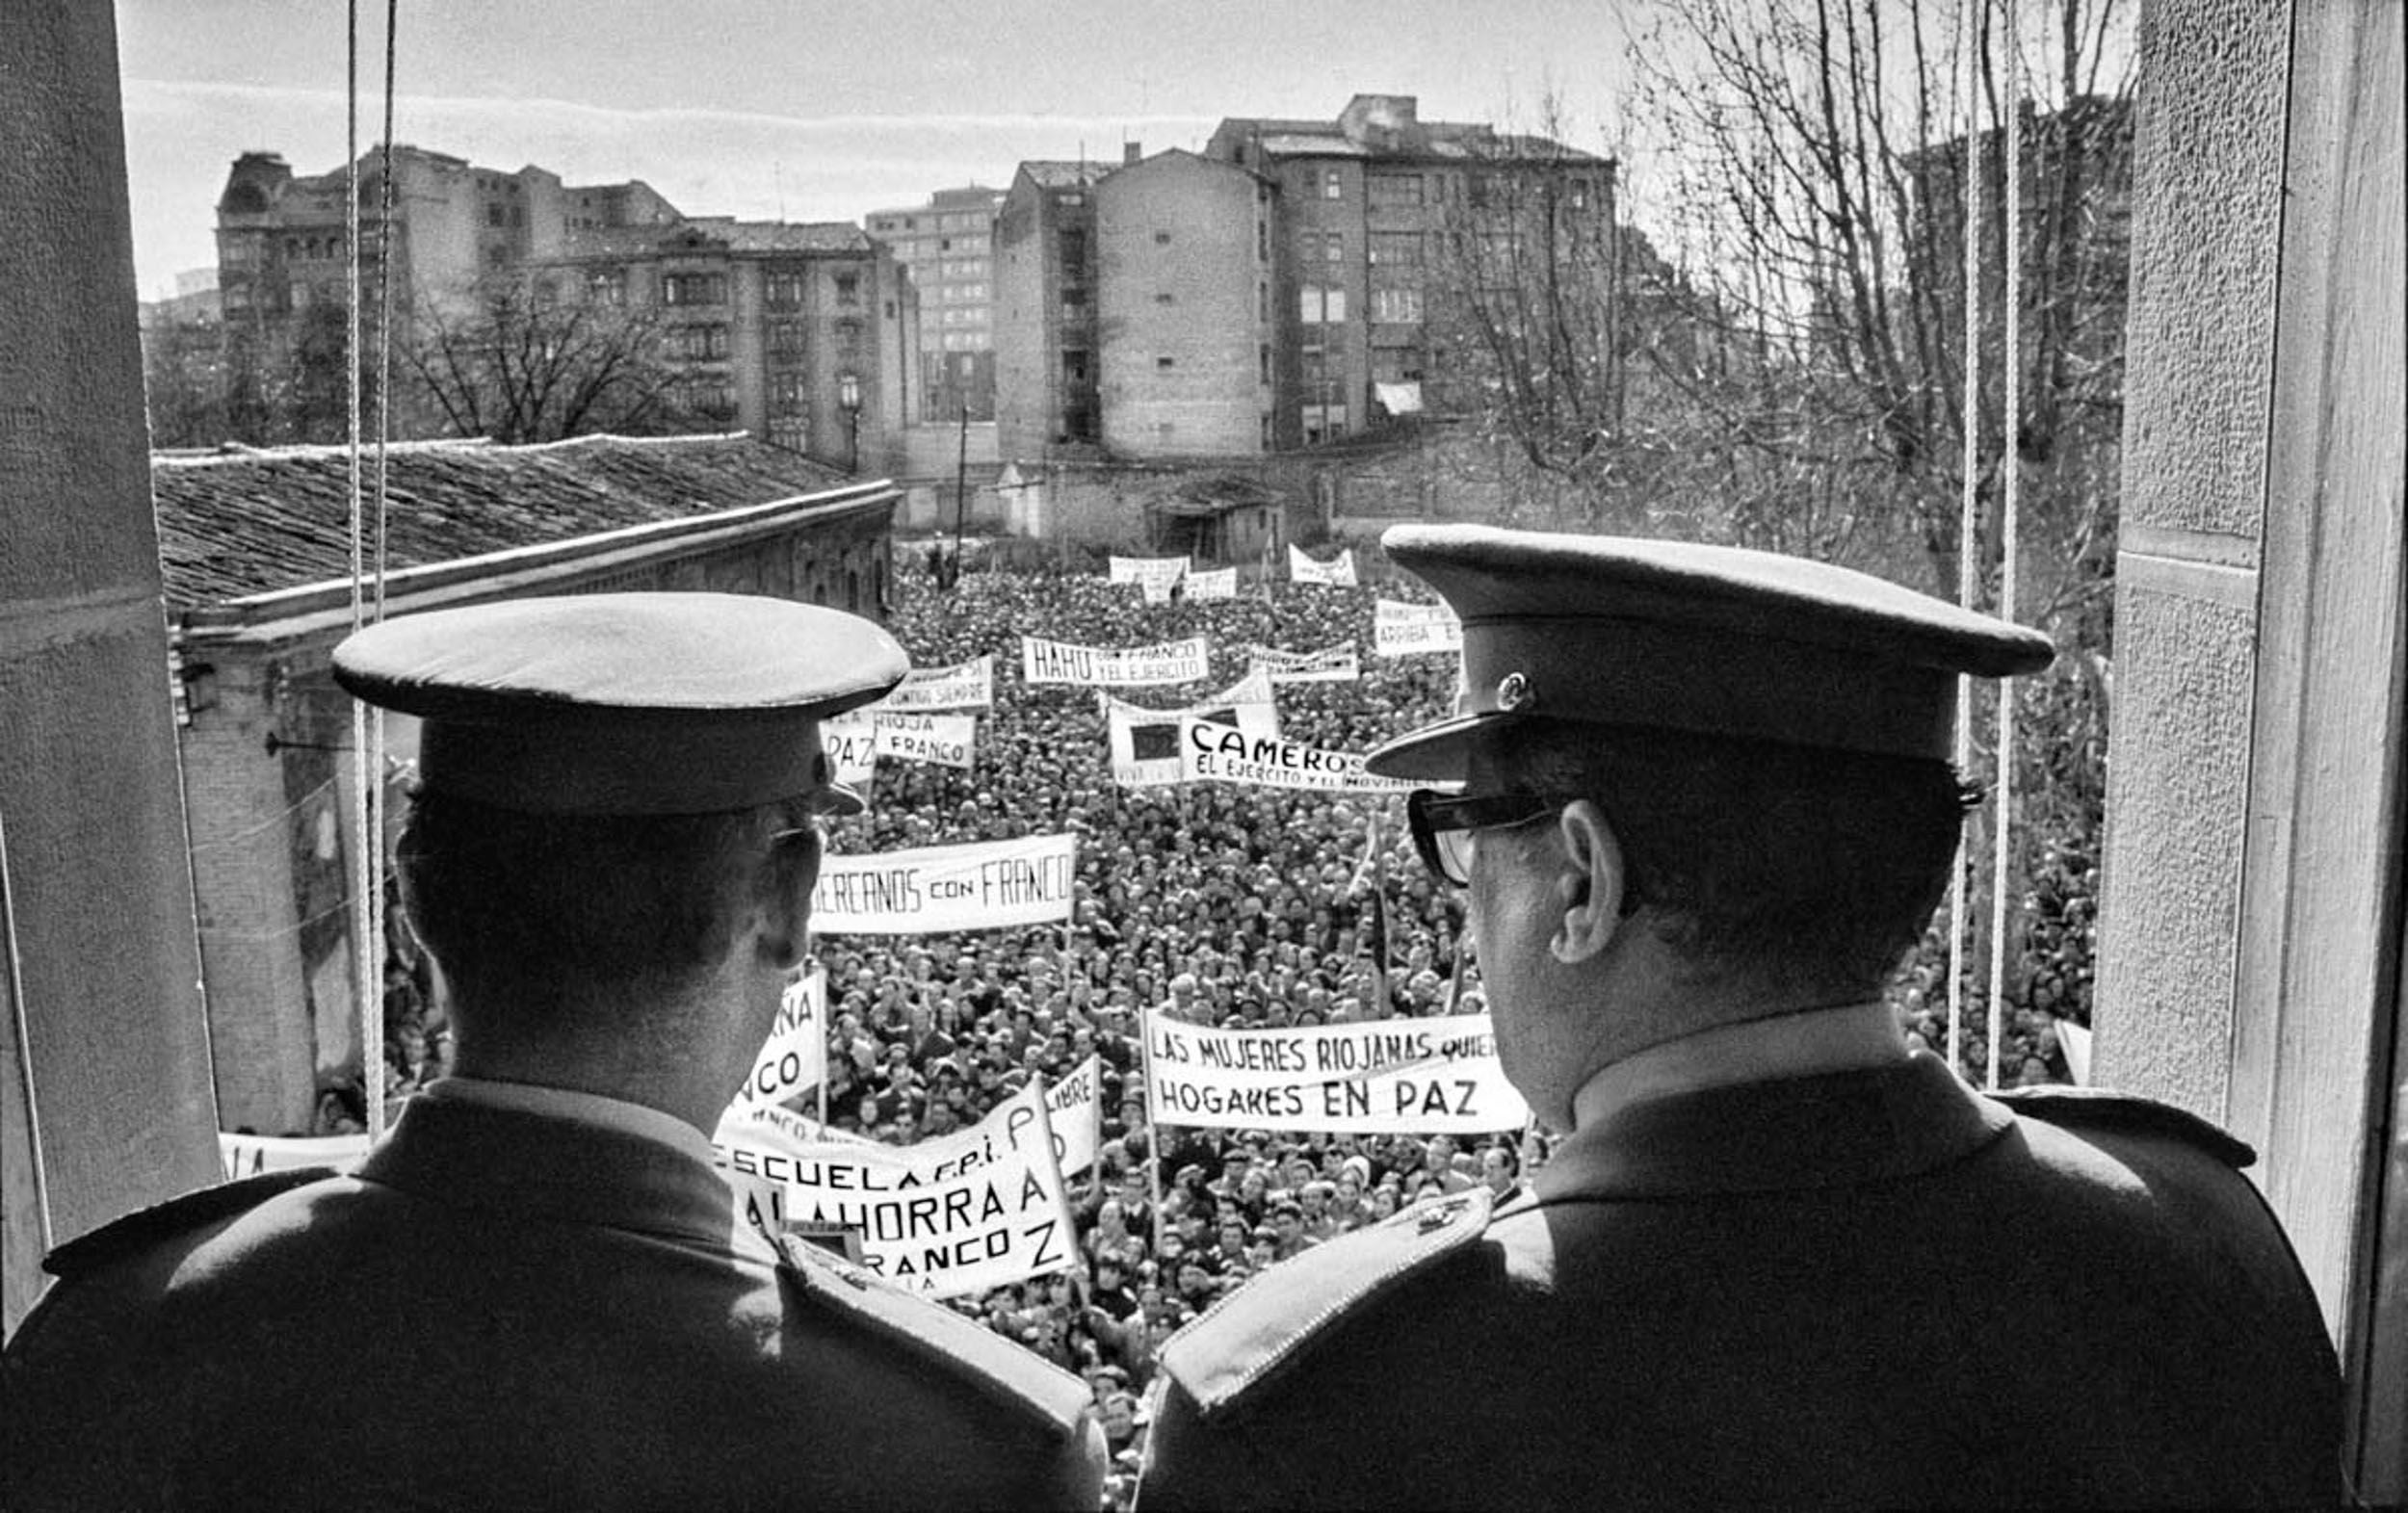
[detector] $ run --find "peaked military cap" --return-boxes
[1366,525,2055,780]
[332,591,907,816]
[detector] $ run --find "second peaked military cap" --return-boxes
[1365,525,2055,781]
[332,591,907,816]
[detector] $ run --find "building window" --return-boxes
[1260,343,1271,384]
[772,372,806,414]
[1155,230,1172,245]
[1369,231,1424,268]
[1371,286,1425,324]
[766,268,807,308]
[667,325,730,361]
[1373,344,1426,382]
[1322,168,1343,200]
[1155,292,1175,305]
[1156,355,1174,370]
[587,267,627,305]
[1059,229,1087,268]
[662,272,727,306]
[1300,404,1349,443]
[769,321,805,358]
[833,272,861,306]
[1299,286,1347,324]
[1257,221,1268,261]
[680,377,736,419]
[1368,172,1425,209]
[769,417,809,453]
[1062,351,1090,385]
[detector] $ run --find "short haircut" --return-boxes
[1501,720,1977,995]
[398,788,785,1035]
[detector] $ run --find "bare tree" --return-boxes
[1619,0,2134,619]
[401,278,694,444]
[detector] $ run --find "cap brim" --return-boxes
[1363,712,1522,782]
[810,780,867,818]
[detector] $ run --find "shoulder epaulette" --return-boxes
[772,1233,1093,1436]
[1158,1187,1493,1419]
[43,1166,336,1279]
[1993,1084,2255,1169]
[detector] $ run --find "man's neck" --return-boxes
[1569,1000,1909,1132]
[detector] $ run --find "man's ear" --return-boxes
[1550,800,1625,965]
[755,822,823,969]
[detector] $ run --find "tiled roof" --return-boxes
[558,219,872,260]
[152,433,851,609]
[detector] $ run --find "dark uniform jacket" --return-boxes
[4,1081,1105,1512]
[1139,1053,2344,1510]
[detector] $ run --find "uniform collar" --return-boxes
[1531,1051,2012,1202]
[362,1078,772,1262]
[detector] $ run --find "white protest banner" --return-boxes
[1289,543,1359,587]
[875,711,978,770]
[717,1100,875,1152]
[813,833,1077,934]
[1176,715,1419,794]
[879,654,994,713]
[219,1131,370,1182]
[1243,641,1361,685]
[1104,667,1277,788]
[823,711,879,789]
[1108,555,1191,590]
[717,1080,1080,1298]
[1183,566,1239,601]
[735,964,826,1109]
[1142,1010,1529,1135]
[1046,1055,1104,1178]
[1374,598,1462,656]
[1022,635,1211,688]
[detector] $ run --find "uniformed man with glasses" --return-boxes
[1139,525,2344,1510]
[5,592,1105,1512]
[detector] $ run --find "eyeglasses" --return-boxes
[1406,789,1574,888]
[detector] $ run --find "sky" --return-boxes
[115,0,1641,300]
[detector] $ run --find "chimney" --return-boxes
[1124,142,1144,166]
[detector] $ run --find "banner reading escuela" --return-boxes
[716,1079,1081,1298]
[1022,635,1210,688]
[1143,1011,1529,1135]
[812,833,1077,934]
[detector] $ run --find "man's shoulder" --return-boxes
[37,1167,338,1284]
[770,1234,1096,1441]
[1155,1187,1495,1420]
[1992,1083,2255,1168]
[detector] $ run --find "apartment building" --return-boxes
[1203,93,1611,451]
[865,185,1007,421]
[993,158,1112,461]
[535,218,917,473]
[1095,150,1274,459]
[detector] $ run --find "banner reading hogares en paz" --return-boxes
[1143,1011,1529,1135]
[811,833,1077,934]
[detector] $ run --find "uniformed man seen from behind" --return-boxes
[4,592,1106,1512]
[1139,526,2345,1510]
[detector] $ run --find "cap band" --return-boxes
[419,717,834,817]
[1461,614,1957,761]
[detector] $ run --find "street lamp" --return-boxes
[838,371,861,474]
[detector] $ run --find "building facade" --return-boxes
[993,159,1112,462]
[1095,150,1273,459]
[866,185,1008,422]
[1203,94,1611,451]
[534,219,917,473]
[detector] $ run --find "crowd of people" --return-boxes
[353,542,2070,1506]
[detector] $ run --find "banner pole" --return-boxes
[1138,1006,1166,1267]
